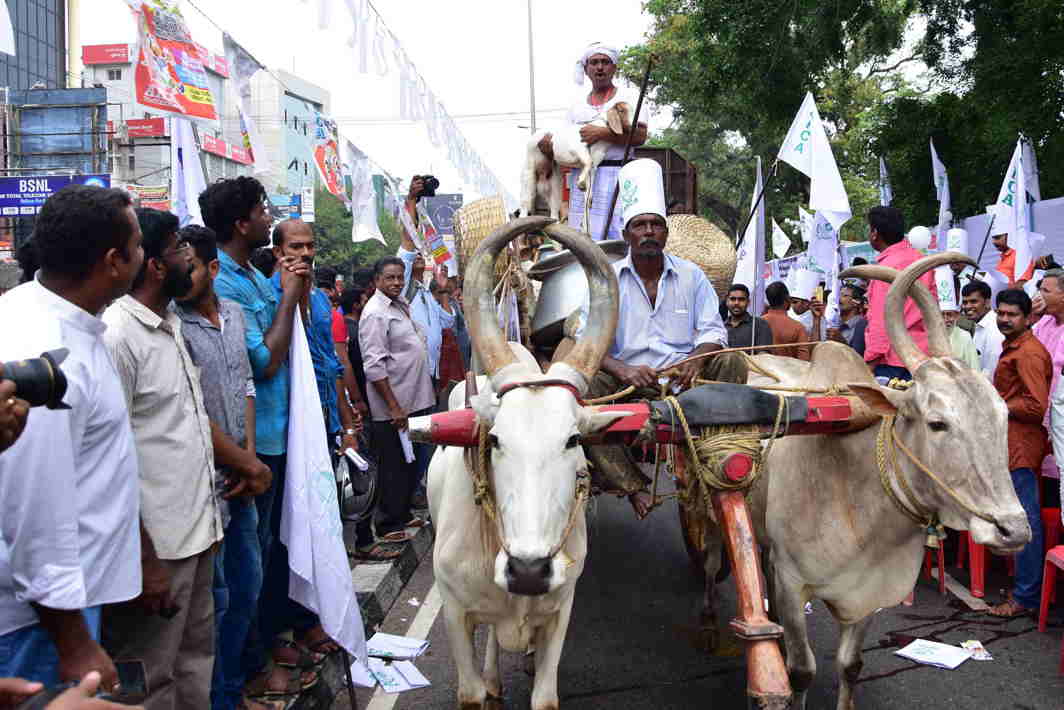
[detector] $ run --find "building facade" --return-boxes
[0,0,67,91]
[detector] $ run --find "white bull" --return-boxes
[696,253,1032,710]
[415,217,626,710]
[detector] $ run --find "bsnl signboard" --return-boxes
[0,175,111,216]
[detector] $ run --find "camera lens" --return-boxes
[2,348,69,409]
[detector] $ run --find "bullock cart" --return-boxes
[414,215,900,710]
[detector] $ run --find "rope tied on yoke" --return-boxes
[662,392,789,517]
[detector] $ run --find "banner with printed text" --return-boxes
[125,0,218,121]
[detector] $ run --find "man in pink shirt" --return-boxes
[1034,269,1064,429]
[863,206,937,381]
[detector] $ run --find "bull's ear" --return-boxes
[578,408,632,435]
[470,392,500,424]
[606,103,628,135]
[848,383,909,416]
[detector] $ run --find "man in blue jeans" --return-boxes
[175,225,274,710]
[201,177,313,699]
[989,289,1051,617]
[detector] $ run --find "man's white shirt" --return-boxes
[0,281,141,635]
[973,309,1006,378]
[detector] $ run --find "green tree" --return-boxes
[310,187,401,278]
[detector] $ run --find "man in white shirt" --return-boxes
[573,159,745,517]
[0,185,144,690]
[962,280,1006,377]
[102,208,223,709]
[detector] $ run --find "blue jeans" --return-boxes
[0,607,102,684]
[241,452,285,682]
[211,499,263,710]
[1011,467,1045,609]
[873,364,912,382]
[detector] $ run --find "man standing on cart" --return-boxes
[537,42,649,240]
[564,159,748,517]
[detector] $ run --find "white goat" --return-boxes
[520,102,631,236]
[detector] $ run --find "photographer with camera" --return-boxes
[0,186,144,693]
[0,369,28,453]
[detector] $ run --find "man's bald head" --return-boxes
[271,218,316,264]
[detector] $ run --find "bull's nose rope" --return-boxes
[876,414,996,547]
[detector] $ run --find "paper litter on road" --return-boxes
[350,660,377,688]
[961,640,993,661]
[367,632,431,659]
[408,597,421,607]
[895,639,972,669]
[368,658,431,693]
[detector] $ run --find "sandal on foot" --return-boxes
[354,542,402,562]
[297,625,340,656]
[404,516,428,528]
[381,529,412,543]
[273,638,320,669]
[987,596,1032,618]
[245,666,318,698]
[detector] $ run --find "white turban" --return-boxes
[574,42,619,85]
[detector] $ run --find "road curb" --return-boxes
[291,521,434,709]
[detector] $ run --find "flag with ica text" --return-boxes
[777,92,851,230]
[771,218,791,259]
[930,139,951,251]
[993,139,1033,280]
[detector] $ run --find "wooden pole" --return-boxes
[598,55,655,242]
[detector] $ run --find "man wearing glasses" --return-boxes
[101,208,224,707]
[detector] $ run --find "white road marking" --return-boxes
[365,583,444,710]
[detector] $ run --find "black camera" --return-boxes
[2,348,70,409]
[417,174,440,198]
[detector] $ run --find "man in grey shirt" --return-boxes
[174,225,272,710]
[723,283,773,352]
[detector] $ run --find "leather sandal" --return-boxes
[987,596,1032,618]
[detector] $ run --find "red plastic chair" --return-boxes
[957,508,1062,599]
[1037,545,1064,674]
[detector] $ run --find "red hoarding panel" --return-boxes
[126,117,167,138]
[83,44,131,65]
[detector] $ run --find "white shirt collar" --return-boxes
[29,277,107,336]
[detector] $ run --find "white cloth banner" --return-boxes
[0,1,15,56]
[223,34,270,176]
[283,310,368,670]
[342,138,384,244]
[930,138,951,250]
[778,92,852,230]
[879,155,892,206]
[995,140,1033,279]
[170,117,206,227]
[798,205,814,244]
[771,218,791,259]
[734,157,766,315]
[807,210,841,326]
[1022,139,1041,202]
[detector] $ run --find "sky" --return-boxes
[82,0,671,202]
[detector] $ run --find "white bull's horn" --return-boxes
[542,222,619,394]
[464,216,554,389]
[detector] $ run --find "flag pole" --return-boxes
[598,54,654,242]
[734,158,780,251]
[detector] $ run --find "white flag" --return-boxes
[878,155,892,206]
[930,139,951,250]
[170,118,206,227]
[777,92,852,230]
[283,310,368,670]
[341,139,384,244]
[995,139,1032,280]
[771,218,791,259]
[734,157,766,315]
[1022,138,1041,201]
[223,34,270,176]
[0,1,15,56]
[798,205,814,244]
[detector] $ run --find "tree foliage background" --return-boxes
[310,187,401,279]
[620,0,1064,255]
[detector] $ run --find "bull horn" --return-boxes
[840,263,940,366]
[465,215,554,388]
[543,222,620,394]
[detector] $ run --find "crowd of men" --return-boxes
[0,174,467,710]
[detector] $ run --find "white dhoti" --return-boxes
[568,164,623,241]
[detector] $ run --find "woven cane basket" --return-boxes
[665,214,737,300]
[453,195,510,278]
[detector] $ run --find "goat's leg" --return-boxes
[835,615,873,710]
[583,166,596,238]
[548,166,563,221]
[441,600,487,709]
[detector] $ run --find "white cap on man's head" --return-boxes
[618,158,667,229]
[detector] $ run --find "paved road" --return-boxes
[346,490,1064,709]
